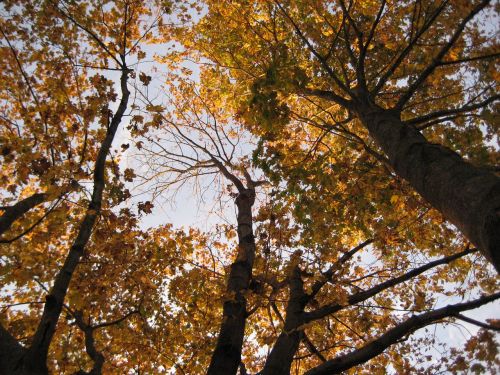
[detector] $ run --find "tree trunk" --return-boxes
[260,266,307,375]
[356,100,500,272]
[0,325,29,374]
[207,188,256,375]
[19,68,130,373]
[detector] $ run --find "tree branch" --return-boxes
[209,157,246,192]
[27,66,130,367]
[300,87,354,110]
[92,309,140,330]
[438,51,500,66]
[0,197,63,244]
[396,0,491,109]
[0,193,47,237]
[372,0,450,95]
[302,333,327,362]
[0,321,25,371]
[405,93,500,126]
[308,239,374,300]
[304,247,476,323]
[274,0,353,97]
[73,312,104,375]
[50,1,123,68]
[304,292,500,375]
[454,313,500,332]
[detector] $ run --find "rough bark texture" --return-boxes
[207,188,256,375]
[260,266,308,375]
[356,100,500,272]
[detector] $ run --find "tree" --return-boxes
[133,68,500,374]
[0,0,178,373]
[0,0,499,374]
[189,0,500,271]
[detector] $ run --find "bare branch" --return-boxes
[454,313,500,332]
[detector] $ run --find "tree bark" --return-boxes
[260,266,307,375]
[355,100,500,272]
[207,188,256,375]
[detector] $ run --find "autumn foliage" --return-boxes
[0,0,499,374]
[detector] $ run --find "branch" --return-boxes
[0,25,41,108]
[209,157,245,192]
[405,93,500,126]
[0,193,47,237]
[338,0,367,89]
[308,239,374,300]
[50,1,123,68]
[372,0,450,94]
[0,197,62,244]
[396,0,491,109]
[274,1,353,97]
[92,309,140,330]
[73,312,104,375]
[438,51,500,66]
[454,314,500,332]
[415,114,464,131]
[300,87,354,110]
[304,247,476,323]
[356,0,387,90]
[304,292,500,375]
[361,0,386,61]
[302,333,327,362]
[72,308,139,374]
[0,321,25,369]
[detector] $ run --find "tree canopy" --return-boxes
[0,0,499,374]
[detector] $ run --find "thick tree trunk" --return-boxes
[260,266,307,375]
[356,101,500,272]
[207,188,256,375]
